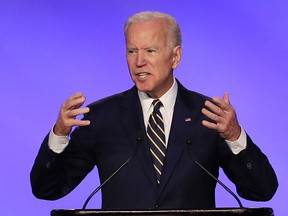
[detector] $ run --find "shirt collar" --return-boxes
[138,78,178,115]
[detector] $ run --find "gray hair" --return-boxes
[124,11,182,49]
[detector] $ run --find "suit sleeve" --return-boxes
[30,125,96,200]
[220,133,278,201]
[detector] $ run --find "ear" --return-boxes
[172,45,182,69]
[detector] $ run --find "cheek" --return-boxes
[158,58,173,71]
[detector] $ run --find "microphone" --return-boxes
[82,133,143,209]
[186,138,244,208]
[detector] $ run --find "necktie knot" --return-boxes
[152,99,162,111]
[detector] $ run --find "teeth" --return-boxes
[137,72,148,78]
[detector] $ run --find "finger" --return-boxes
[67,107,90,119]
[223,92,229,103]
[202,119,218,130]
[69,92,84,100]
[212,94,231,111]
[221,92,232,109]
[65,92,84,106]
[69,95,86,108]
[201,107,222,123]
[55,119,91,136]
[211,96,221,105]
[65,94,87,110]
[204,100,223,116]
[69,119,91,127]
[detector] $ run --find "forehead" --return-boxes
[126,19,169,46]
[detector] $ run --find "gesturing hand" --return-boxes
[201,93,241,141]
[54,92,91,136]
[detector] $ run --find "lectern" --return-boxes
[51,208,274,216]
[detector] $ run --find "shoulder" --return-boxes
[88,86,138,110]
[176,80,211,108]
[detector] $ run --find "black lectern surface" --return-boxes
[51,208,274,216]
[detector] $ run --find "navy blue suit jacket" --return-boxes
[30,81,278,209]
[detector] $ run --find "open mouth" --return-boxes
[136,72,149,79]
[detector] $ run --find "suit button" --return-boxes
[247,162,253,169]
[46,162,51,168]
[46,158,55,169]
[155,204,159,208]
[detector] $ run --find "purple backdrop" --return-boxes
[0,0,287,215]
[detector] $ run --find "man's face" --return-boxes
[125,19,181,98]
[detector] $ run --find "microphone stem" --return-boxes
[82,136,142,209]
[193,159,244,208]
[82,154,134,209]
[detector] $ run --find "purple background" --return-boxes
[0,1,287,215]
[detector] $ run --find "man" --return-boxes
[31,11,278,209]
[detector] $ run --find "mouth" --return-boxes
[135,72,149,79]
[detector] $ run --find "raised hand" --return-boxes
[201,93,241,141]
[53,92,90,136]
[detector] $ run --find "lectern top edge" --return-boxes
[51,208,274,216]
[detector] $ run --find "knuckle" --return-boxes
[217,107,222,113]
[62,119,70,127]
[214,114,221,122]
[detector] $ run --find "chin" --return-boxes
[135,81,149,91]
[137,86,150,93]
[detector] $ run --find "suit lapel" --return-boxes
[118,82,205,196]
[119,87,158,191]
[157,82,201,198]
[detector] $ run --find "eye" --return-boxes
[127,49,137,55]
[146,49,155,53]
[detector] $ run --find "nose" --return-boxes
[136,52,146,67]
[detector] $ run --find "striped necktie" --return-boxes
[147,99,166,184]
